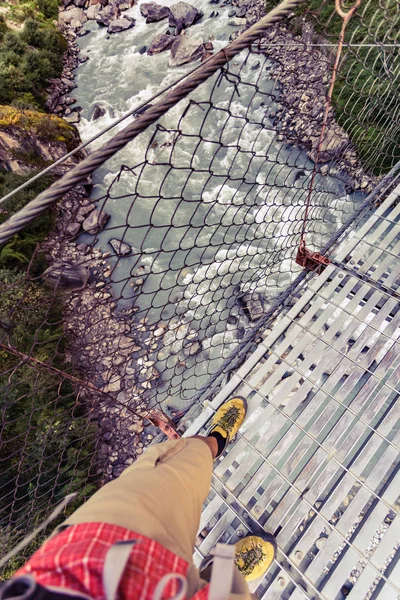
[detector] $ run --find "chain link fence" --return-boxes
[0,0,399,575]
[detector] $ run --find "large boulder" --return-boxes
[107,16,135,32]
[169,34,205,67]
[96,5,118,26]
[109,238,132,256]
[140,2,170,22]
[88,102,115,121]
[87,3,103,18]
[308,123,349,163]
[42,261,90,288]
[59,7,87,28]
[82,209,110,234]
[168,2,203,33]
[113,0,135,9]
[148,33,174,54]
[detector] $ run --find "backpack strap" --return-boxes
[102,540,138,600]
[0,575,90,600]
[208,544,236,600]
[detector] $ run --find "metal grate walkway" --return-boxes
[185,184,400,600]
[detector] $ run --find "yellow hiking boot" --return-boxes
[208,396,247,459]
[235,534,276,582]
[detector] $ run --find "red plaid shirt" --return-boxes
[17,522,209,599]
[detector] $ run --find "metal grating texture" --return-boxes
[186,183,400,600]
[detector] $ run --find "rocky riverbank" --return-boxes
[228,0,376,192]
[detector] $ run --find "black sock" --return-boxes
[208,431,226,456]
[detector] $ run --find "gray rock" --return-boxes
[113,0,134,8]
[228,9,236,16]
[228,16,246,25]
[76,203,95,222]
[107,16,135,33]
[87,3,103,18]
[140,2,170,22]
[109,238,132,256]
[64,112,80,124]
[42,261,89,288]
[112,465,125,477]
[59,7,87,27]
[240,292,264,321]
[91,104,107,120]
[169,1,203,33]
[82,209,110,234]
[169,34,205,67]
[308,123,349,163]
[148,33,174,54]
[64,222,81,236]
[96,5,118,26]
[45,91,60,113]
[183,341,201,357]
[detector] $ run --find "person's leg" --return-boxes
[61,397,248,595]
[62,437,213,563]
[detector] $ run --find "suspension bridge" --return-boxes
[0,0,399,596]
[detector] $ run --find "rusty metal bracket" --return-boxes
[296,240,330,273]
[146,408,181,440]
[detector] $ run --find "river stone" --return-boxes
[90,104,107,120]
[76,203,95,222]
[228,17,246,25]
[87,3,102,18]
[169,34,205,67]
[59,7,87,27]
[168,1,203,33]
[148,33,174,54]
[82,209,110,234]
[42,261,89,288]
[109,238,132,256]
[308,123,349,163]
[140,2,170,22]
[96,5,118,26]
[240,292,264,321]
[64,112,80,124]
[107,16,135,32]
[112,0,134,8]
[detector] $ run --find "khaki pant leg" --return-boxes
[63,439,213,594]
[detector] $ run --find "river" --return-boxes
[72,2,364,410]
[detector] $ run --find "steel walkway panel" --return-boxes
[187,184,400,599]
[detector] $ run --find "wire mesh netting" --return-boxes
[0,0,399,575]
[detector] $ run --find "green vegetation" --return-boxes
[0,105,78,149]
[0,14,66,110]
[266,0,400,175]
[0,174,98,577]
[0,3,96,575]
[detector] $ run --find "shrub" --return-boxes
[37,0,59,20]
[0,19,66,109]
